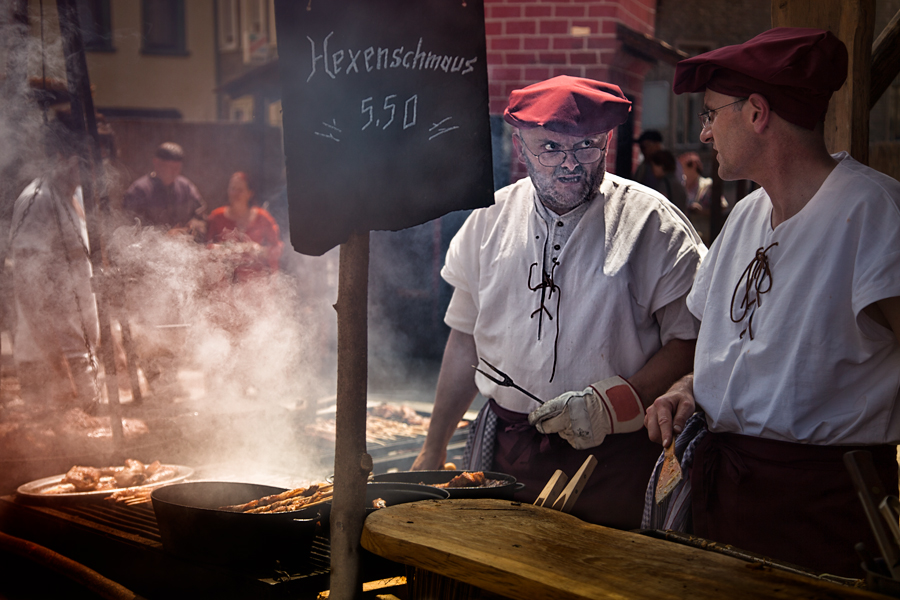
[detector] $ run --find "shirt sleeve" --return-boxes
[630,201,706,317]
[654,292,700,345]
[444,287,478,335]
[851,185,900,315]
[189,181,206,216]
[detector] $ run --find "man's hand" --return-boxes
[528,376,644,449]
[644,374,695,447]
[411,447,447,471]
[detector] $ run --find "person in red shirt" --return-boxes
[206,172,283,281]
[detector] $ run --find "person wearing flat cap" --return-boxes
[412,75,705,528]
[642,28,900,577]
[123,142,206,238]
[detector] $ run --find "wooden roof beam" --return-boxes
[616,23,689,67]
[871,8,900,108]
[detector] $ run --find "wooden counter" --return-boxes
[361,498,885,600]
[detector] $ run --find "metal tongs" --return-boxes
[473,357,544,405]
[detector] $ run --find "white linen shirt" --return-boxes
[443,173,705,413]
[688,153,900,444]
[10,180,99,363]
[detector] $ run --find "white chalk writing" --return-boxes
[428,117,459,140]
[314,119,342,142]
[307,34,478,82]
[361,94,418,131]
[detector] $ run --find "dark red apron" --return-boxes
[490,399,660,529]
[691,431,898,578]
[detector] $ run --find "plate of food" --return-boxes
[17,459,193,501]
[370,470,524,499]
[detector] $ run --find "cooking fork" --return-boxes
[474,357,544,405]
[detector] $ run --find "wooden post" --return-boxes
[330,230,372,600]
[771,0,875,164]
[56,0,124,443]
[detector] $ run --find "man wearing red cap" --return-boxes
[643,28,900,577]
[413,76,705,528]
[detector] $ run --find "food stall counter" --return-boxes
[362,498,885,600]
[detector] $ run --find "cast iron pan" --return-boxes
[151,481,318,567]
[369,470,525,499]
[151,481,449,566]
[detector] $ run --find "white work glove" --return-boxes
[527,376,645,449]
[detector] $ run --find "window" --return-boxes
[673,43,713,148]
[674,92,705,147]
[76,0,113,52]
[642,80,670,131]
[217,0,238,51]
[141,0,186,55]
[241,0,271,63]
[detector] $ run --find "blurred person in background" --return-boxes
[649,149,688,212]
[8,115,99,419]
[632,129,664,189]
[120,141,206,400]
[678,151,727,242]
[123,142,206,239]
[207,171,283,283]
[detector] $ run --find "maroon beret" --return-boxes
[673,28,847,130]
[504,76,632,136]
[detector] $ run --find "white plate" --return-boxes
[16,464,194,500]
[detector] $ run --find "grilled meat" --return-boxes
[63,466,102,491]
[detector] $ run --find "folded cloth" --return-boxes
[463,401,497,471]
[641,411,708,531]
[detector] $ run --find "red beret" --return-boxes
[504,76,632,136]
[674,28,847,130]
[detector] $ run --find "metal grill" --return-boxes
[0,495,345,599]
[54,502,163,543]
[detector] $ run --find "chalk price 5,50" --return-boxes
[362,94,418,130]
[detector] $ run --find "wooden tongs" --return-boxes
[533,455,597,513]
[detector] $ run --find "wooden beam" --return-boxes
[771,0,875,164]
[871,8,900,108]
[615,23,689,67]
[57,0,126,443]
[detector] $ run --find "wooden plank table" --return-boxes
[361,498,886,599]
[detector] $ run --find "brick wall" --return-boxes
[484,0,657,177]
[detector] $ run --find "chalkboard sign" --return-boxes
[274,0,494,256]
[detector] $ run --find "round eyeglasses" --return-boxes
[519,140,607,167]
[698,98,747,129]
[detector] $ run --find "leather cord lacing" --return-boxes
[730,242,779,340]
[528,261,561,382]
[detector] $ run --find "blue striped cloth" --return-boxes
[463,401,498,470]
[641,412,708,531]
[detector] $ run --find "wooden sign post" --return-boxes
[273,1,493,597]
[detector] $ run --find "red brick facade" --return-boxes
[485,0,658,176]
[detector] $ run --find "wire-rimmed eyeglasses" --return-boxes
[518,138,608,167]
[698,98,747,129]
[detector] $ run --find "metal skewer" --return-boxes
[474,357,544,405]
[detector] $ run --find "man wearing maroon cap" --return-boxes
[643,28,900,577]
[413,76,705,528]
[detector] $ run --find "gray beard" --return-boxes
[522,154,604,215]
[533,167,603,215]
